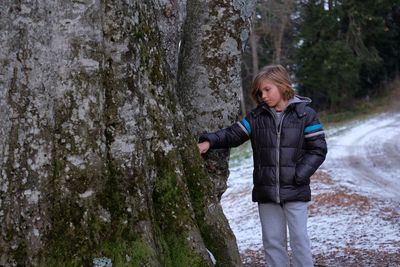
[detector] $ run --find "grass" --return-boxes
[229,141,252,168]
[319,94,393,129]
[320,77,400,129]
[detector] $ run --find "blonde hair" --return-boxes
[251,64,296,104]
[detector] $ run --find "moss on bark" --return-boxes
[151,152,211,266]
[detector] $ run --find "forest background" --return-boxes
[242,0,400,117]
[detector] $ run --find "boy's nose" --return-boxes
[261,91,268,99]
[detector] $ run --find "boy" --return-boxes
[198,65,327,267]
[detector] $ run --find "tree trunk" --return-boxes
[177,0,256,265]
[271,0,294,64]
[273,19,286,64]
[250,24,259,78]
[0,0,255,266]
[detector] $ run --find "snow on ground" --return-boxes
[221,112,400,266]
[308,171,400,254]
[221,154,261,252]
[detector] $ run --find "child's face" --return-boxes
[259,80,283,108]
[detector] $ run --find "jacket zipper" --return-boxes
[265,106,287,204]
[276,112,286,203]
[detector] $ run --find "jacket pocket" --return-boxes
[293,117,306,163]
[294,174,310,185]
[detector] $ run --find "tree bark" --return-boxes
[0,0,255,266]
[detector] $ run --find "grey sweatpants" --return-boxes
[258,202,313,267]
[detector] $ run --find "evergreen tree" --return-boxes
[294,0,400,110]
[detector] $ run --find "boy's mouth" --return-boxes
[264,101,276,107]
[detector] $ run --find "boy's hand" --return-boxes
[197,141,210,154]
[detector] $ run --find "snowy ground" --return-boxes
[221,112,400,266]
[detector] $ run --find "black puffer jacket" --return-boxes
[199,96,327,203]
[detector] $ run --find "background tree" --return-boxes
[242,0,296,113]
[293,0,361,109]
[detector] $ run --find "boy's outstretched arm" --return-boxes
[198,118,251,152]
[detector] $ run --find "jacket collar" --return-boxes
[289,95,311,118]
[252,95,311,118]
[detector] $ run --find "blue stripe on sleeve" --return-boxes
[241,118,251,135]
[304,123,322,133]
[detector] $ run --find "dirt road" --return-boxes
[322,111,400,200]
